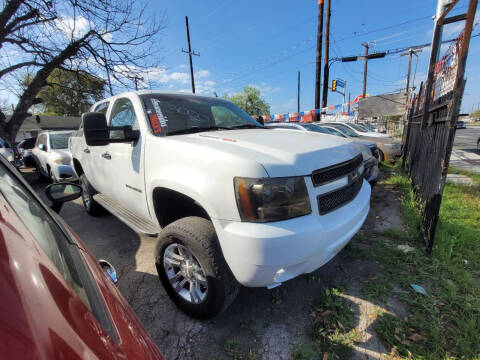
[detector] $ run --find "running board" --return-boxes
[93,193,160,236]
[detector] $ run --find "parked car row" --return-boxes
[0,155,165,359]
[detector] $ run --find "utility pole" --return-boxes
[322,0,331,110]
[362,43,369,98]
[403,48,421,94]
[314,0,324,122]
[127,75,144,91]
[348,92,351,113]
[182,16,200,93]
[406,49,413,94]
[297,71,301,112]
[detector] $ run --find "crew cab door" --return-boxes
[101,96,150,220]
[82,101,110,192]
[33,133,49,176]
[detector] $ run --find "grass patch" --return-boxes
[307,288,360,359]
[365,162,480,359]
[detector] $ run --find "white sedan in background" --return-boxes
[31,131,78,182]
[323,122,392,138]
[265,122,379,185]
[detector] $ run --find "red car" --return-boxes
[0,155,164,359]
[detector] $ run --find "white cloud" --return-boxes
[195,69,210,78]
[271,98,296,114]
[249,82,281,94]
[203,80,216,87]
[55,15,90,40]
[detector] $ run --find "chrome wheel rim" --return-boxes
[163,243,208,304]
[81,180,91,208]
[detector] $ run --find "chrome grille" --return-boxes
[311,154,363,186]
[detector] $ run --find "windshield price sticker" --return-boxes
[149,114,162,134]
[151,98,168,128]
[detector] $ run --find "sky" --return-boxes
[143,0,480,115]
[1,0,479,115]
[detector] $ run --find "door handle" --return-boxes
[84,148,90,154]
[102,152,111,160]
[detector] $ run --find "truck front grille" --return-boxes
[311,154,363,186]
[317,177,363,215]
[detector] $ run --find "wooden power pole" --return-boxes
[314,0,324,121]
[362,43,369,98]
[297,71,301,112]
[322,0,331,110]
[182,16,200,94]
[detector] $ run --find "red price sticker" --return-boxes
[149,114,162,134]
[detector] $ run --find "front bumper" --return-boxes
[380,145,402,161]
[213,179,371,287]
[52,164,78,182]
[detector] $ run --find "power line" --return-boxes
[214,45,315,90]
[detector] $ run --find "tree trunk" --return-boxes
[0,32,93,146]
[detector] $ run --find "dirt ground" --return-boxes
[26,168,407,360]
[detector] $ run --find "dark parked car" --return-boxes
[0,155,164,359]
[477,136,480,153]
[17,136,36,167]
[456,120,466,129]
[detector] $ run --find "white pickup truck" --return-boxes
[70,91,371,318]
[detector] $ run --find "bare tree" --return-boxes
[0,0,164,146]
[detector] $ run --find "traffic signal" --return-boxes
[332,79,337,92]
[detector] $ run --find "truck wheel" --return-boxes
[35,161,47,182]
[378,149,385,162]
[48,167,56,183]
[80,174,104,216]
[155,216,240,319]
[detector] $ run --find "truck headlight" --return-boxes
[234,177,311,222]
[53,157,69,165]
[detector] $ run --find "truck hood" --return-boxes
[49,149,72,159]
[171,129,360,177]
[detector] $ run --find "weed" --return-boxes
[308,288,356,359]
[291,343,318,360]
[239,318,257,336]
[224,338,242,359]
[360,276,393,303]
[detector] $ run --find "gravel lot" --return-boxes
[26,168,406,360]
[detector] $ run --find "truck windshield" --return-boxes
[49,133,72,149]
[140,94,263,136]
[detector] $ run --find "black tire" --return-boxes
[155,216,240,319]
[35,160,47,182]
[47,166,56,183]
[80,174,104,216]
[378,149,385,162]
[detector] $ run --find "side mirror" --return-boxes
[38,144,46,151]
[45,182,82,213]
[99,259,118,284]
[83,112,140,146]
[83,112,110,146]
